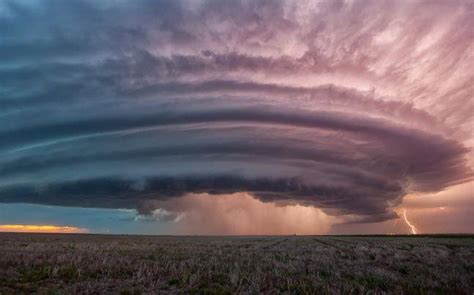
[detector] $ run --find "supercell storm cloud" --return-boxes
[0,0,473,222]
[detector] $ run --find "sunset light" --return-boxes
[0,0,472,293]
[0,224,88,234]
[0,0,472,235]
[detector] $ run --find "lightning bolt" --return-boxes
[402,209,417,235]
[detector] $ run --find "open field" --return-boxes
[0,234,473,294]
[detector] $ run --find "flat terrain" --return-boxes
[0,234,472,294]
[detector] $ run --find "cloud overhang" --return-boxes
[0,0,472,223]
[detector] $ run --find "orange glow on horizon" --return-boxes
[0,224,88,234]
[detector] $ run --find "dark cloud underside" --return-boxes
[0,0,472,222]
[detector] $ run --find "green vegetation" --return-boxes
[0,234,472,294]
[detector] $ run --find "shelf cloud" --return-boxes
[0,0,472,223]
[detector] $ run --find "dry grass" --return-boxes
[0,233,472,294]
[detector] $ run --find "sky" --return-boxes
[0,0,473,235]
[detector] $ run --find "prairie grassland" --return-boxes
[0,233,472,294]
